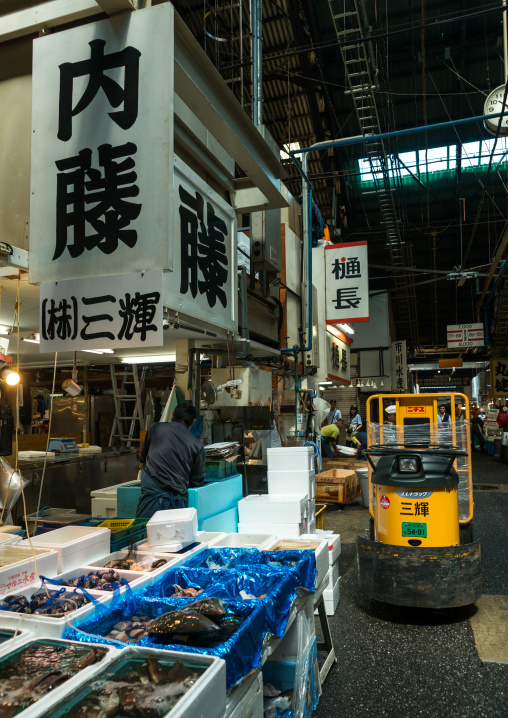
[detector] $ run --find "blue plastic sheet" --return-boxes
[63,588,265,689]
[233,550,317,592]
[149,566,227,600]
[183,546,261,570]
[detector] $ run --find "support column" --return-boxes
[174,339,197,403]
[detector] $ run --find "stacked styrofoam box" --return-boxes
[266,447,315,536]
[20,526,111,573]
[310,531,341,616]
[267,537,328,587]
[238,494,308,539]
[90,479,140,518]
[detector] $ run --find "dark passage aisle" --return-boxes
[315,453,508,718]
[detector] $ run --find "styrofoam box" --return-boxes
[6,638,118,718]
[238,522,305,540]
[196,531,228,545]
[40,644,226,718]
[315,575,340,617]
[0,627,32,659]
[211,533,277,550]
[226,668,263,718]
[307,531,341,564]
[328,560,340,587]
[0,546,58,598]
[51,565,151,592]
[91,497,117,518]
[20,526,111,574]
[147,508,198,549]
[267,538,328,587]
[307,498,315,520]
[267,468,315,499]
[307,519,316,534]
[267,600,316,663]
[238,494,308,524]
[90,479,141,498]
[0,585,109,638]
[267,446,314,472]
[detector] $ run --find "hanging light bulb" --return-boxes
[357,379,363,388]
[380,379,384,387]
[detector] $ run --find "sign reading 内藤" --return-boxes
[390,340,407,392]
[490,357,508,398]
[30,4,174,284]
[446,323,484,349]
[325,241,369,324]
[166,158,237,333]
[39,271,163,352]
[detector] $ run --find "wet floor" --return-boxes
[315,452,508,718]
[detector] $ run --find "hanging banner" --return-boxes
[446,323,484,348]
[325,241,369,324]
[165,157,237,333]
[490,357,508,398]
[391,340,407,392]
[30,4,174,283]
[39,271,163,352]
[439,358,463,369]
[326,328,351,385]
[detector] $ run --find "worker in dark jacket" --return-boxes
[136,403,205,519]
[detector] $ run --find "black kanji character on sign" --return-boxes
[80,295,116,341]
[395,341,402,352]
[41,297,78,341]
[55,142,141,260]
[118,291,160,342]
[496,377,508,393]
[333,287,361,310]
[331,256,361,280]
[400,501,413,516]
[179,186,229,309]
[58,39,141,142]
[495,361,508,377]
[414,502,429,517]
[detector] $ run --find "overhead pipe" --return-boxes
[251,0,263,126]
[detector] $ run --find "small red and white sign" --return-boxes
[446,323,484,349]
[380,495,390,510]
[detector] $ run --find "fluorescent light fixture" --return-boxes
[0,326,10,336]
[338,323,355,335]
[121,354,176,364]
[82,348,115,355]
[23,333,40,344]
[319,381,333,386]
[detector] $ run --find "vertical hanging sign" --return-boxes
[325,241,369,324]
[29,4,174,284]
[490,357,508,398]
[391,340,407,392]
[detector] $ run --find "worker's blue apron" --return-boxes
[135,466,188,519]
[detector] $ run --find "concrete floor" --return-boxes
[314,452,508,718]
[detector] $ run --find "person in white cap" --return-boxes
[384,405,397,424]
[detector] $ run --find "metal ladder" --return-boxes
[109,364,146,448]
[328,0,420,346]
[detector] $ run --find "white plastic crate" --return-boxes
[0,584,109,638]
[238,494,308,524]
[20,527,111,574]
[315,575,340,616]
[147,508,198,551]
[91,497,117,518]
[238,522,305,540]
[210,533,276,550]
[267,446,314,472]
[267,468,315,499]
[0,638,118,718]
[267,538,328,587]
[90,479,141,498]
[38,644,226,718]
[328,560,340,587]
[226,669,263,718]
[197,531,228,545]
[0,546,58,598]
[306,531,341,564]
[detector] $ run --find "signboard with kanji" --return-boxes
[390,340,407,392]
[166,157,237,333]
[325,241,369,324]
[326,329,351,385]
[446,323,484,348]
[490,357,508,398]
[30,4,174,283]
[39,271,163,352]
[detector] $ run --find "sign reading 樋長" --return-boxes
[325,241,369,324]
[30,4,174,284]
[39,271,163,352]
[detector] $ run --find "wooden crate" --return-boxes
[316,483,349,504]
[315,468,360,504]
[322,457,364,471]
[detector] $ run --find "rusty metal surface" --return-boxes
[356,535,482,609]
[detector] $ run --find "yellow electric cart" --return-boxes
[356,393,481,608]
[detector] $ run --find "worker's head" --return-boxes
[350,404,357,415]
[330,399,336,408]
[439,404,446,414]
[385,404,396,422]
[172,403,197,428]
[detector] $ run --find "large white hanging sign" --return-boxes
[30,4,174,284]
[325,241,369,324]
[446,323,484,349]
[165,157,237,333]
[39,271,163,352]
[490,357,508,398]
[390,339,407,392]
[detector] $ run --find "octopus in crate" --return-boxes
[171,584,203,598]
[104,557,167,572]
[0,644,106,717]
[66,658,200,717]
